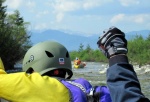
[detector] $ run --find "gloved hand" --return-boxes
[97,26,128,58]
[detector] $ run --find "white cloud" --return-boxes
[131,14,150,24]
[83,0,100,10]
[4,0,23,9]
[52,0,113,12]
[50,0,113,22]
[110,14,125,24]
[53,0,80,12]
[43,11,49,15]
[44,1,64,22]
[56,12,64,22]
[34,23,49,30]
[83,0,113,10]
[50,0,80,22]
[36,10,49,18]
[26,1,36,8]
[110,14,150,25]
[119,0,140,7]
[133,16,144,23]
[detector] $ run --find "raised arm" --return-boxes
[97,26,150,102]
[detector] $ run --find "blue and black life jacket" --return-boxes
[60,78,112,102]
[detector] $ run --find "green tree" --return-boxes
[85,44,92,53]
[0,0,6,27]
[83,44,93,61]
[0,1,31,70]
[78,43,84,52]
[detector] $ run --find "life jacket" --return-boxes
[74,59,81,65]
[59,78,112,102]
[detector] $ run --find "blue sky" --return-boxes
[4,0,150,36]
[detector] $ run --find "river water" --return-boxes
[72,62,108,85]
[72,62,150,99]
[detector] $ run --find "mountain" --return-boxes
[30,29,98,51]
[125,30,150,40]
[30,29,150,51]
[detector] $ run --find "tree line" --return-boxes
[70,35,150,66]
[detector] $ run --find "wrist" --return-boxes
[109,54,129,67]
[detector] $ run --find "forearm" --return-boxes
[107,55,149,102]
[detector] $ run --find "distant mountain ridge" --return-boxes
[30,29,150,51]
[125,30,150,39]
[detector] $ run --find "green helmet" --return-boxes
[22,41,73,79]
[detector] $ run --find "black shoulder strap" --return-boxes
[87,86,101,102]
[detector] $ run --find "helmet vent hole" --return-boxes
[45,51,54,57]
[66,52,69,58]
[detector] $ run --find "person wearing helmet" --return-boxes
[97,26,150,102]
[0,41,112,102]
[22,41,73,79]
